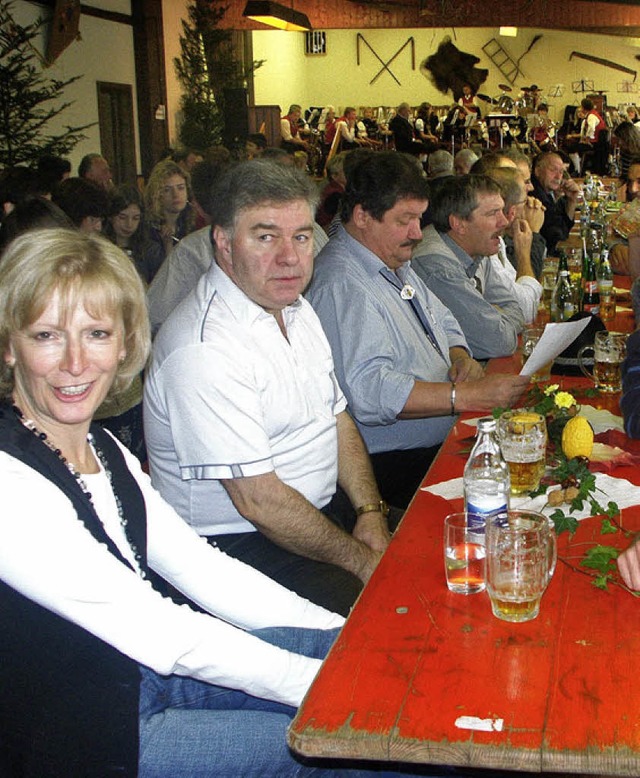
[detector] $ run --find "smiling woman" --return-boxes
[0,228,348,777]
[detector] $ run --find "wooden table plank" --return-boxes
[290,299,639,773]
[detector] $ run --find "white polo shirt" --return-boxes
[144,261,346,536]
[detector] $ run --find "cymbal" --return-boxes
[477,93,497,104]
[498,84,512,92]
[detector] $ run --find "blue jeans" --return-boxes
[138,626,468,777]
[139,627,360,776]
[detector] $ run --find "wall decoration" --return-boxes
[356,33,415,86]
[420,36,488,100]
[570,51,636,82]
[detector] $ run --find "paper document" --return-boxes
[519,318,591,377]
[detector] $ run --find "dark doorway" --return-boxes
[97,82,137,186]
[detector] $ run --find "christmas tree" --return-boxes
[0,0,92,167]
[174,1,263,151]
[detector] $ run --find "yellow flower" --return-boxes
[554,391,576,409]
[544,384,560,396]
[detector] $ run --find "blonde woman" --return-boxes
[144,159,195,275]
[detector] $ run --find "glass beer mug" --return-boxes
[578,331,628,393]
[486,511,557,623]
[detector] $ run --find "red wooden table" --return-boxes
[289,306,640,775]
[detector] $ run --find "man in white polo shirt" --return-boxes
[144,160,391,616]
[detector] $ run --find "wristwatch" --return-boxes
[355,500,389,518]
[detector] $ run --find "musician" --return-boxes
[564,99,606,173]
[458,84,480,119]
[530,104,555,152]
[280,104,309,154]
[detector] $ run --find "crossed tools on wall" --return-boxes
[356,33,415,86]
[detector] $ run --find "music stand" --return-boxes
[572,79,594,94]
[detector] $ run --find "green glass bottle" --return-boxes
[551,270,575,322]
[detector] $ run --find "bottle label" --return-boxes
[465,498,509,532]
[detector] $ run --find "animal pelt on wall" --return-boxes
[420,37,488,102]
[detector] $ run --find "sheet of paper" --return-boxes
[519,318,591,377]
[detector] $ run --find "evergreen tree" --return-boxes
[174,1,263,151]
[0,1,92,167]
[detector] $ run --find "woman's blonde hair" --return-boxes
[144,158,193,227]
[0,228,150,401]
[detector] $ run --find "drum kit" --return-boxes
[476,84,549,148]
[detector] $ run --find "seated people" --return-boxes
[472,150,547,277]
[564,98,607,174]
[53,177,110,235]
[78,152,114,192]
[609,157,640,275]
[530,151,580,255]
[144,160,393,616]
[412,174,525,360]
[388,102,433,155]
[484,167,543,324]
[530,103,556,153]
[360,106,383,140]
[414,102,439,151]
[0,228,345,776]
[306,152,528,508]
[245,132,267,159]
[316,152,347,231]
[280,103,309,153]
[144,158,196,280]
[454,148,479,176]
[332,107,369,151]
[147,155,330,335]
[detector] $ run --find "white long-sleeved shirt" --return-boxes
[0,436,344,708]
[489,237,543,325]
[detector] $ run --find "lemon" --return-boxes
[510,412,541,434]
[562,416,594,460]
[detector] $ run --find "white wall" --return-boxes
[251,27,640,124]
[11,1,139,174]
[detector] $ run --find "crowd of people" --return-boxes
[2,101,640,775]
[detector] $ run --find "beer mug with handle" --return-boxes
[578,331,628,393]
[486,511,557,623]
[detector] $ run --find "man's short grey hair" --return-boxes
[210,160,319,233]
[485,167,525,211]
[428,150,454,178]
[430,174,502,233]
[454,148,479,171]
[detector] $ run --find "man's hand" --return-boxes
[458,373,531,411]
[618,539,640,590]
[522,197,545,233]
[353,511,391,554]
[512,218,533,259]
[610,243,630,275]
[560,176,580,202]
[448,350,485,383]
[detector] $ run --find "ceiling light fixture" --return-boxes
[499,27,518,37]
[242,1,312,32]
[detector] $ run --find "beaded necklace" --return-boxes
[12,404,143,575]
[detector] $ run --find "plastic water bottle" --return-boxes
[463,417,510,534]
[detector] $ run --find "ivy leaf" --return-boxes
[592,573,611,590]
[605,501,620,518]
[552,511,578,535]
[600,518,618,535]
[580,545,619,574]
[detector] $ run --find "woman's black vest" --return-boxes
[0,404,149,777]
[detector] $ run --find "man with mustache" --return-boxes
[411,174,525,360]
[145,160,392,617]
[306,153,528,508]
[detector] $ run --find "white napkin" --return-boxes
[462,405,623,435]
[579,405,624,434]
[422,473,640,521]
